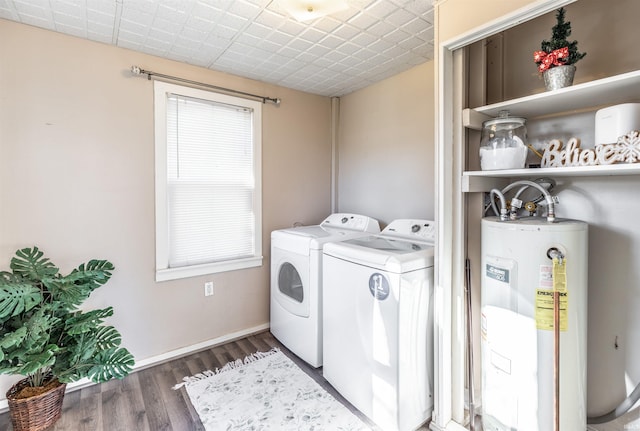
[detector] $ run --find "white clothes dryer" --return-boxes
[322,219,436,431]
[270,213,380,368]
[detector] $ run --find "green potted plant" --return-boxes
[0,247,134,431]
[533,7,586,90]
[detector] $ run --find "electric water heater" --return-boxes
[481,217,588,431]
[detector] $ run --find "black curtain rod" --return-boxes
[130,65,281,106]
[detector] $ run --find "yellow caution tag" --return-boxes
[535,257,568,331]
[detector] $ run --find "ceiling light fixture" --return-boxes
[278,0,349,22]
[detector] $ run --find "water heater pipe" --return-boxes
[501,180,556,222]
[587,382,640,424]
[465,259,476,431]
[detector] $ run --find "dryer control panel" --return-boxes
[382,219,436,242]
[321,213,380,233]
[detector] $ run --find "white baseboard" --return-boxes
[0,323,270,413]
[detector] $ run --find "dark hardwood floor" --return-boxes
[0,330,406,431]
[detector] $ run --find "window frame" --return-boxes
[154,81,263,282]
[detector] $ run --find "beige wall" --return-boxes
[436,0,541,43]
[500,0,640,100]
[0,19,331,396]
[336,61,435,226]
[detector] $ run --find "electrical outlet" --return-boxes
[204,282,214,296]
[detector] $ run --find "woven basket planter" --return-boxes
[6,378,67,431]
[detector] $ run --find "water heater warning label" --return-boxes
[535,290,568,331]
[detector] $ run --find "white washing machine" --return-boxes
[270,213,380,368]
[322,219,435,431]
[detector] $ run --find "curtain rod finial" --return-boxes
[131,65,142,75]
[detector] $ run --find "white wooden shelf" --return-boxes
[462,163,640,192]
[463,70,640,129]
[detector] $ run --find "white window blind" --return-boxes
[155,82,262,281]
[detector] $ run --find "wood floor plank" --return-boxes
[0,330,419,431]
[136,367,172,431]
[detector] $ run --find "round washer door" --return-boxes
[271,250,310,318]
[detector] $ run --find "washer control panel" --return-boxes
[382,219,436,242]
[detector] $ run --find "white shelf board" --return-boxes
[465,163,640,178]
[471,70,640,119]
[462,164,640,192]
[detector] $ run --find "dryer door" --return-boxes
[271,248,310,317]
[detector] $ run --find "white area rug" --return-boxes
[174,348,372,430]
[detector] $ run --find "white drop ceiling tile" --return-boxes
[383,28,411,44]
[385,8,415,26]
[307,43,331,57]
[243,21,271,38]
[383,44,409,58]
[347,11,378,30]
[285,36,313,52]
[294,51,319,64]
[422,8,434,25]
[367,19,396,37]
[124,0,158,15]
[87,30,112,44]
[277,45,303,59]
[156,3,190,24]
[336,41,362,56]
[228,0,262,20]
[184,16,219,33]
[349,31,377,48]
[53,11,85,29]
[210,23,242,40]
[333,23,360,40]
[298,27,326,43]
[145,36,172,52]
[235,31,262,47]
[278,18,306,37]
[257,38,284,53]
[87,9,115,27]
[190,2,223,21]
[365,0,397,19]
[266,30,294,46]
[117,39,142,51]
[311,57,336,69]
[219,11,250,32]
[120,10,154,28]
[177,26,208,42]
[254,8,287,28]
[55,23,85,38]
[319,34,346,50]
[312,16,341,33]
[398,35,426,51]
[49,1,83,18]
[117,29,147,45]
[148,27,176,45]
[338,55,364,68]
[12,1,50,19]
[0,7,18,21]
[86,0,116,15]
[351,47,378,61]
[415,25,433,42]
[153,16,185,35]
[367,37,394,53]
[401,16,431,36]
[18,14,54,30]
[323,49,348,63]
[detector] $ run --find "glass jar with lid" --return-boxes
[479,111,528,170]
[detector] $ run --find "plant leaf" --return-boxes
[0,277,42,320]
[65,308,114,335]
[16,348,57,376]
[10,247,59,281]
[94,326,122,350]
[0,326,28,349]
[86,347,135,383]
